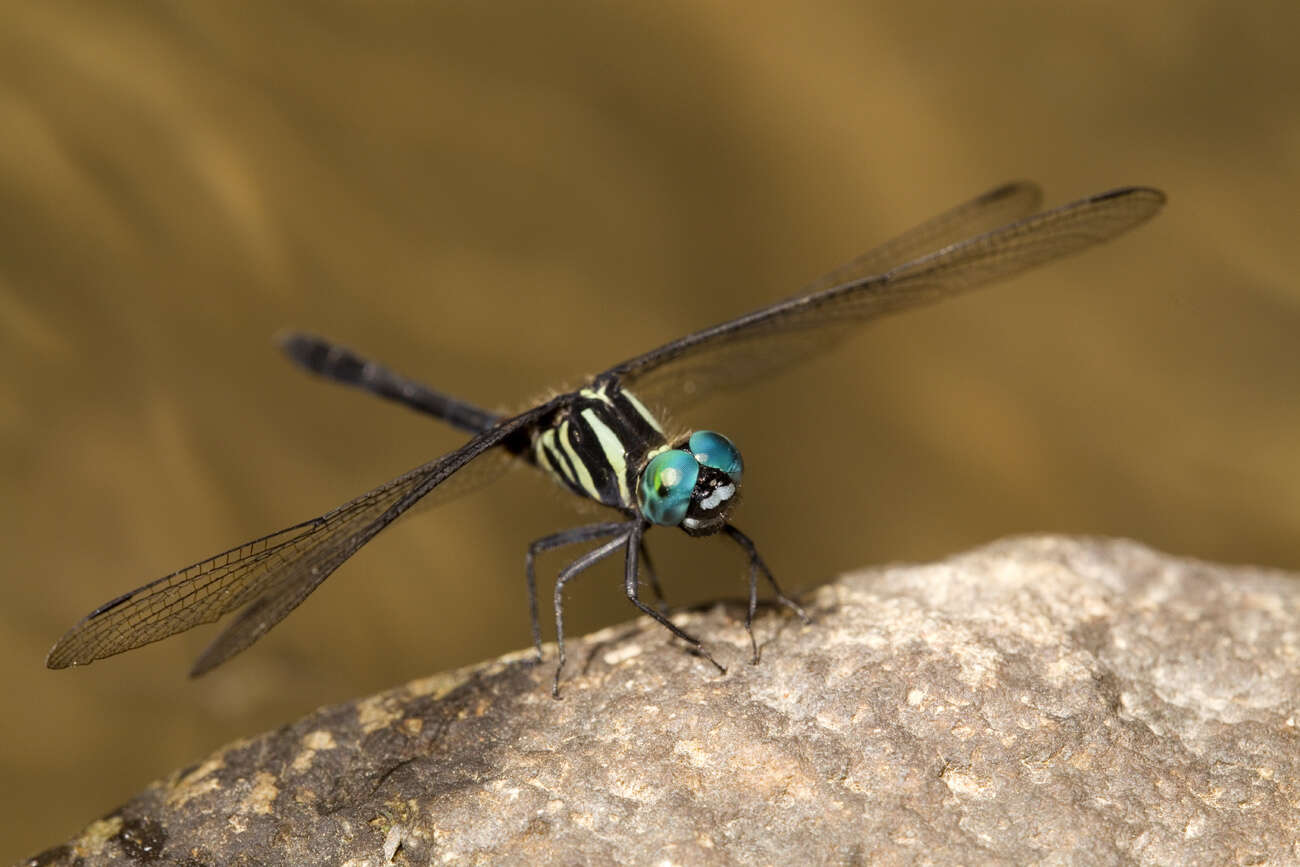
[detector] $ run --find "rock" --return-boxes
[26,536,1300,865]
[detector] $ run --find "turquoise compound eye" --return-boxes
[639,449,700,526]
[688,430,743,483]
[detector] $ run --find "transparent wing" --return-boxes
[799,180,1043,294]
[46,403,551,675]
[604,185,1164,410]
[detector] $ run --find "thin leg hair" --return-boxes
[722,524,810,663]
[551,532,630,696]
[526,522,628,661]
[622,522,726,676]
[529,521,808,697]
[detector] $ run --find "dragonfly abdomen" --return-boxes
[532,382,667,511]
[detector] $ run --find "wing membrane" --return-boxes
[46,403,551,674]
[607,186,1164,410]
[800,180,1043,294]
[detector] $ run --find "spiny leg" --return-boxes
[722,524,810,663]
[526,522,628,662]
[637,541,669,612]
[552,531,631,697]
[624,522,726,675]
[743,553,760,664]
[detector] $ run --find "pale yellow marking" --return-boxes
[534,428,561,483]
[580,384,614,406]
[557,418,600,499]
[582,407,631,505]
[533,429,550,469]
[623,388,664,434]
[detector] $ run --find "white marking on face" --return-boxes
[699,482,735,511]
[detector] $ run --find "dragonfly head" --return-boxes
[637,430,743,537]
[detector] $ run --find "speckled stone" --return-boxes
[27,536,1300,866]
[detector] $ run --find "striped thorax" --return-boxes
[531,380,745,537]
[532,381,667,511]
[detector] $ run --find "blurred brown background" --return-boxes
[3,0,1298,858]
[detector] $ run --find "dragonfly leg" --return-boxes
[551,529,632,698]
[527,522,628,662]
[722,524,810,664]
[623,522,726,675]
[637,541,669,612]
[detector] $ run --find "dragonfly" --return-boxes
[46,181,1165,695]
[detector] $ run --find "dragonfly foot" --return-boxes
[693,644,726,674]
[781,594,811,624]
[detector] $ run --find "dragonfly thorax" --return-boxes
[637,430,743,536]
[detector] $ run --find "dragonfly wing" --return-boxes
[605,186,1164,410]
[799,181,1043,294]
[46,402,552,674]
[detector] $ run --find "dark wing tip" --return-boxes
[1089,186,1168,231]
[981,179,1043,204]
[188,655,217,678]
[1092,185,1167,206]
[188,634,241,677]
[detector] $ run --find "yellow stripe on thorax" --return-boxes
[556,418,600,500]
[581,407,631,505]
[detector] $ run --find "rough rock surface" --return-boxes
[27,536,1300,865]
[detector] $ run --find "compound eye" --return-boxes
[688,430,743,483]
[638,449,700,526]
